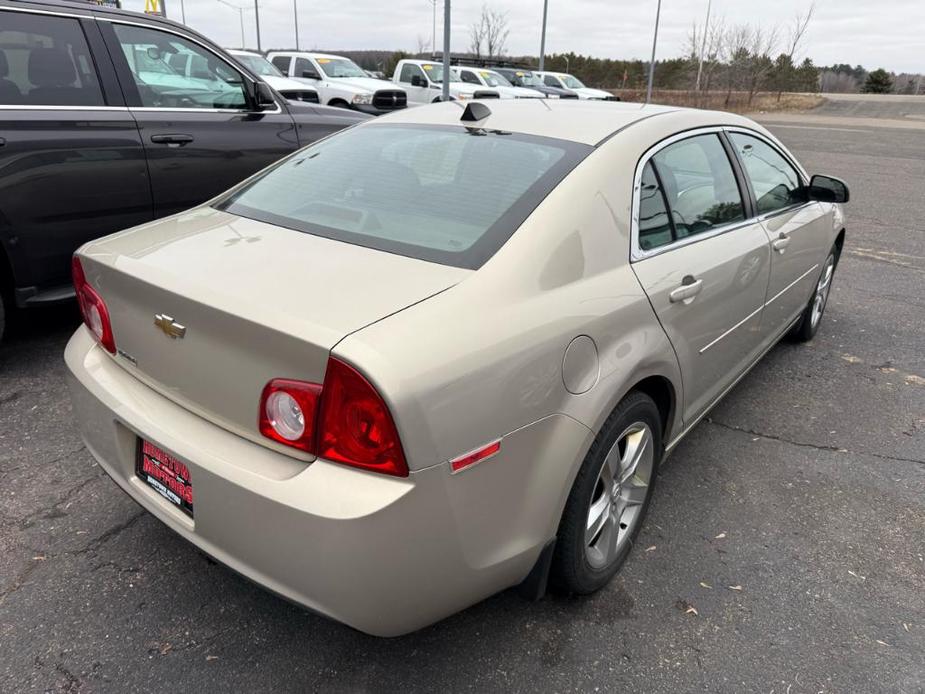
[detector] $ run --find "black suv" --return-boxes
[491,68,579,99]
[0,0,367,341]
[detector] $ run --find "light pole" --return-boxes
[216,0,248,48]
[645,0,662,104]
[428,0,438,59]
[441,0,450,101]
[293,0,300,50]
[564,55,569,74]
[539,0,548,71]
[695,0,712,91]
[254,0,262,52]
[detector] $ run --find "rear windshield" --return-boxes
[217,124,591,269]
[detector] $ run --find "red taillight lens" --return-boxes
[72,255,116,354]
[258,379,322,452]
[317,358,408,477]
[258,358,408,477]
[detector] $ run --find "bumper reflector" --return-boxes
[450,439,501,474]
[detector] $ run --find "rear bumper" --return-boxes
[65,327,591,636]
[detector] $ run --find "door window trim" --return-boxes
[630,126,813,262]
[99,17,281,114]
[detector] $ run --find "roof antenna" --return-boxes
[460,102,492,122]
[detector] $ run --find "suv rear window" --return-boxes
[218,124,591,269]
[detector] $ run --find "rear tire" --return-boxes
[788,249,837,342]
[551,391,663,594]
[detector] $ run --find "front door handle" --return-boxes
[669,275,703,304]
[772,232,791,254]
[150,133,194,146]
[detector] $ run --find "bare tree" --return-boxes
[686,15,726,98]
[469,12,486,59]
[745,25,778,104]
[415,34,430,57]
[777,3,814,100]
[482,6,509,59]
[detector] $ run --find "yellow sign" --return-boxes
[144,0,163,15]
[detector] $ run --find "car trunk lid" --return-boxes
[78,207,468,455]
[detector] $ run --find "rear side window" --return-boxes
[729,133,805,214]
[270,55,291,74]
[637,161,673,251]
[0,11,104,106]
[543,75,559,87]
[218,124,592,269]
[651,134,745,240]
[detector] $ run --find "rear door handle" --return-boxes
[150,134,194,146]
[772,232,791,253]
[669,276,703,304]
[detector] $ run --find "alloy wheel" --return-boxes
[585,421,654,569]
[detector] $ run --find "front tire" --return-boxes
[328,99,350,109]
[788,249,837,342]
[551,391,663,594]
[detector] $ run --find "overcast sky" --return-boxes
[121,0,925,74]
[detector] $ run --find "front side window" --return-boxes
[562,75,585,89]
[218,125,591,269]
[729,133,805,214]
[0,11,104,106]
[113,24,247,109]
[293,57,317,79]
[399,63,425,84]
[459,70,479,85]
[651,134,745,240]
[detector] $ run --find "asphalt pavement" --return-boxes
[1,101,923,693]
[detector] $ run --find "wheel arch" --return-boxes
[834,227,846,265]
[629,374,677,445]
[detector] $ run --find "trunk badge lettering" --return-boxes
[154,314,186,339]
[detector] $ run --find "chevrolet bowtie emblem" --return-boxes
[154,313,186,339]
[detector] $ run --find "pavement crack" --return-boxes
[706,419,925,467]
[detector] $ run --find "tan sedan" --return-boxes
[65,100,848,636]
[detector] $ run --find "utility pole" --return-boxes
[695,0,711,91]
[216,0,247,48]
[254,0,262,52]
[429,0,438,59]
[539,0,548,71]
[645,0,661,104]
[442,0,450,101]
[293,0,299,50]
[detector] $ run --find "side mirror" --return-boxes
[410,74,425,87]
[808,174,849,203]
[301,70,320,80]
[253,82,276,110]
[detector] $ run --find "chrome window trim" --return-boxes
[0,104,128,111]
[630,125,812,263]
[0,5,91,19]
[100,17,283,115]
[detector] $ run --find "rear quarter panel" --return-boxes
[334,125,689,476]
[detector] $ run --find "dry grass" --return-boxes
[611,89,825,114]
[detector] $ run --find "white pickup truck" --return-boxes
[453,67,545,99]
[534,71,619,101]
[266,51,407,114]
[392,59,499,105]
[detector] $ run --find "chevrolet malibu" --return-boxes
[65,100,849,636]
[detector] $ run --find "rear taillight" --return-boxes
[258,357,408,477]
[72,255,116,354]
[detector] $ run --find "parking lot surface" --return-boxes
[1,105,923,693]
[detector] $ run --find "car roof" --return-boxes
[372,99,759,147]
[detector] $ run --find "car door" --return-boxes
[0,6,150,299]
[630,131,771,423]
[101,19,299,217]
[397,63,430,105]
[727,130,833,337]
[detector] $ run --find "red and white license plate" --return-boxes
[136,439,194,517]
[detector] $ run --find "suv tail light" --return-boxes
[258,357,408,477]
[72,255,116,354]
